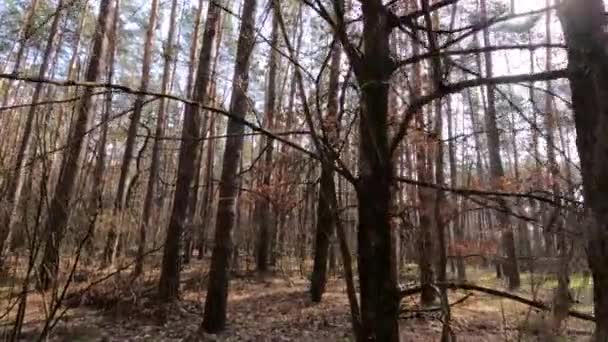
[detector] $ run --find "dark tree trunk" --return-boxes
[202,0,257,332]
[37,0,113,290]
[158,0,221,301]
[310,165,336,302]
[559,1,608,339]
[352,2,399,340]
[310,25,341,302]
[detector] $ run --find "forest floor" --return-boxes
[0,256,596,341]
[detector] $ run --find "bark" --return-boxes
[186,0,205,98]
[158,0,222,302]
[349,1,400,340]
[480,0,520,290]
[0,0,39,108]
[544,2,558,258]
[37,0,113,290]
[422,3,452,339]
[255,6,279,273]
[183,0,216,265]
[197,13,223,259]
[310,26,341,301]
[133,0,178,277]
[410,0,435,305]
[107,0,159,267]
[0,0,64,267]
[310,165,336,302]
[100,0,122,267]
[543,1,571,331]
[197,115,216,258]
[87,0,119,259]
[201,0,257,331]
[559,1,608,339]
[446,96,465,281]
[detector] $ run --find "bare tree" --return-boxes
[133,0,178,277]
[559,0,608,338]
[37,0,114,290]
[158,0,222,301]
[202,0,258,332]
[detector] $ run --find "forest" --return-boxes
[0,0,606,340]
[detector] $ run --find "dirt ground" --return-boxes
[1,258,595,341]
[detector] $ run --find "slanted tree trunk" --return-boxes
[37,0,113,290]
[201,0,257,332]
[133,0,178,277]
[158,0,222,302]
[559,0,608,339]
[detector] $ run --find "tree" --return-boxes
[158,0,222,301]
[310,32,341,302]
[133,0,178,276]
[255,2,279,274]
[336,1,400,339]
[38,0,114,290]
[202,0,258,332]
[105,0,159,267]
[0,0,64,268]
[559,0,608,339]
[479,0,520,290]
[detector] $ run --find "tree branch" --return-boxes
[399,283,595,322]
[389,69,568,154]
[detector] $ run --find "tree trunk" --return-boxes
[104,0,159,267]
[100,0,122,267]
[351,2,399,340]
[479,0,520,290]
[310,24,341,302]
[559,1,608,339]
[410,0,436,305]
[183,0,217,264]
[310,165,336,302]
[255,6,279,273]
[37,0,113,290]
[87,0,119,259]
[201,0,257,331]
[158,0,222,302]
[0,0,64,267]
[0,0,39,108]
[446,96,465,281]
[133,0,178,277]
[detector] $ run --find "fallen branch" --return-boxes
[401,293,473,317]
[399,282,595,322]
